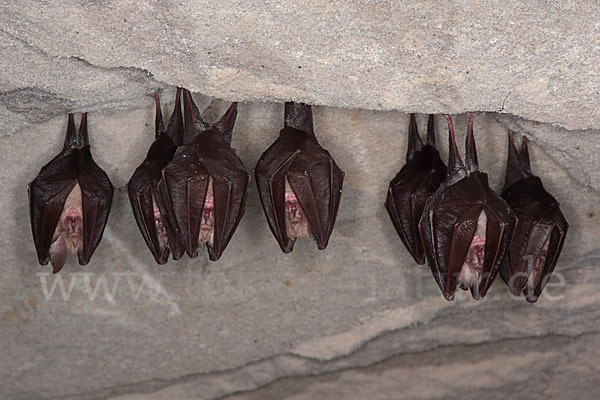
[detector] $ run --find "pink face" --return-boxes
[285,192,304,224]
[527,236,551,291]
[153,204,168,248]
[284,179,310,240]
[199,180,215,246]
[457,211,487,291]
[464,237,485,273]
[63,207,82,239]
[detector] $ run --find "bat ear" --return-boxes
[406,113,424,161]
[166,87,184,146]
[519,135,533,175]
[153,93,166,139]
[464,113,479,172]
[446,115,464,171]
[64,113,89,149]
[213,102,238,145]
[182,88,210,144]
[503,130,532,192]
[426,114,436,147]
[284,102,315,139]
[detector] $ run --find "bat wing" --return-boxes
[385,146,447,264]
[159,145,209,258]
[522,219,567,302]
[28,154,77,268]
[77,147,114,265]
[127,134,183,264]
[501,176,569,302]
[255,127,308,252]
[197,132,250,261]
[256,127,343,252]
[128,166,184,264]
[286,140,344,250]
[160,135,249,260]
[421,172,515,300]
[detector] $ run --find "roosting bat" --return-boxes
[500,131,568,302]
[255,102,344,253]
[29,113,114,273]
[385,114,447,264]
[127,89,185,264]
[159,89,250,261]
[419,114,516,300]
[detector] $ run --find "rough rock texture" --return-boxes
[1,1,600,399]
[1,1,600,133]
[1,101,599,399]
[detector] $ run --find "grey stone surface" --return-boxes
[1,1,600,131]
[225,333,600,400]
[1,1,600,398]
[0,28,163,137]
[1,100,599,399]
[497,114,600,191]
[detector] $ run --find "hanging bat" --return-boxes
[126,89,185,264]
[255,102,344,253]
[158,89,250,261]
[419,114,516,300]
[385,114,447,264]
[500,131,568,302]
[28,113,114,273]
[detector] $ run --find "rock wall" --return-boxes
[1,1,599,399]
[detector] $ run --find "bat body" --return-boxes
[255,102,344,253]
[159,89,249,261]
[385,114,447,264]
[500,131,568,302]
[127,89,185,264]
[29,113,114,273]
[419,114,516,300]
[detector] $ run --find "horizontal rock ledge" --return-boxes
[1,0,600,132]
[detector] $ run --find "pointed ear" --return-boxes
[64,113,89,149]
[284,102,315,137]
[182,89,209,144]
[503,130,532,192]
[506,129,520,175]
[464,113,478,172]
[166,87,184,146]
[64,113,77,149]
[406,113,424,161]
[520,135,533,175]
[446,115,464,171]
[213,102,238,145]
[153,93,166,139]
[426,114,436,147]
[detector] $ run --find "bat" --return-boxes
[500,130,568,302]
[126,89,185,264]
[254,102,345,253]
[158,89,250,261]
[28,113,114,273]
[419,114,517,300]
[385,114,447,264]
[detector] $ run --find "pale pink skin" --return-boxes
[457,211,487,290]
[527,236,550,291]
[284,178,310,240]
[198,178,215,247]
[49,184,83,269]
[152,193,168,249]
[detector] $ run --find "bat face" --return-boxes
[385,114,447,264]
[500,132,568,302]
[255,102,344,253]
[419,114,517,301]
[126,89,185,264]
[158,89,250,261]
[28,113,114,273]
